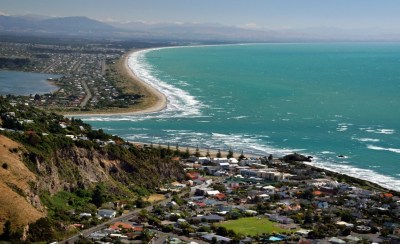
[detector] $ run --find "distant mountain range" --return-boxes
[1,14,400,42]
[0,15,115,36]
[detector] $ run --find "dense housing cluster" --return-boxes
[0,42,142,111]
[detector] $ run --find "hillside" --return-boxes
[0,135,44,234]
[0,97,185,241]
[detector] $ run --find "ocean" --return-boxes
[0,71,60,96]
[82,43,400,191]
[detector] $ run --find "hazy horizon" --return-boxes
[2,0,400,32]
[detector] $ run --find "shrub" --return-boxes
[2,163,8,169]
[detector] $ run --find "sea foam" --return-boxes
[129,48,205,117]
[367,145,400,154]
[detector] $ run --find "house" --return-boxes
[206,190,220,196]
[79,212,92,218]
[328,237,346,244]
[186,172,200,180]
[296,229,312,237]
[219,162,230,170]
[193,214,225,223]
[109,222,135,231]
[336,221,354,228]
[315,200,329,209]
[211,158,229,164]
[98,209,117,219]
[344,235,361,243]
[245,210,258,215]
[202,233,232,243]
[268,214,294,224]
[89,231,108,241]
[214,193,227,201]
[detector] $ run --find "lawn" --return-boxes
[215,217,294,236]
[145,193,166,202]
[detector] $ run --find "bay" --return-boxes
[0,70,60,96]
[83,43,400,191]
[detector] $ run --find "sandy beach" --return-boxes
[65,49,167,117]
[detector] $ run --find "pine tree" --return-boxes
[216,149,222,158]
[206,148,210,157]
[195,145,201,157]
[227,148,234,159]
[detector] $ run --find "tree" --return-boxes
[227,148,234,159]
[183,147,190,158]
[339,210,354,222]
[216,149,222,158]
[174,143,180,156]
[304,211,313,225]
[195,145,201,157]
[167,142,172,155]
[1,163,8,170]
[211,183,227,193]
[206,148,210,157]
[138,209,149,223]
[0,220,12,241]
[238,150,246,161]
[92,184,105,208]
[216,226,228,236]
[28,217,56,242]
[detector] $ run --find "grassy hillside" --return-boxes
[0,135,45,234]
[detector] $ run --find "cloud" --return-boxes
[239,23,262,30]
[0,10,10,16]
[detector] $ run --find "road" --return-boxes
[79,80,92,108]
[61,197,173,243]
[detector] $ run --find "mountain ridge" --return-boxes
[3,14,400,42]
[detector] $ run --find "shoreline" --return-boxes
[63,45,400,192]
[128,141,396,193]
[65,48,168,117]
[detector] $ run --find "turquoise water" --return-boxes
[83,43,400,190]
[0,71,60,96]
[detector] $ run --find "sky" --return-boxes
[1,0,400,30]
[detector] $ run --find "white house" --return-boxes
[97,209,116,219]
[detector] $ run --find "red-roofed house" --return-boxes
[215,193,227,201]
[312,191,322,196]
[383,193,394,198]
[109,222,134,231]
[186,172,200,180]
[197,202,207,208]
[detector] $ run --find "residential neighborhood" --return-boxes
[0,41,144,111]
[1,99,400,243]
[64,151,400,243]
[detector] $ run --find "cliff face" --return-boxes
[0,134,185,233]
[29,145,185,194]
[0,135,45,233]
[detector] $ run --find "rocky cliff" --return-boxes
[0,134,185,234]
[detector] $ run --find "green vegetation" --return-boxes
[0,97,186,241]
[40,191,97,220]
[215,217,292,236]
[0,57,31,69]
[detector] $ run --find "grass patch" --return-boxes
[40,191,96,217]
[145,193,165,203]
[215,217,295,236]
